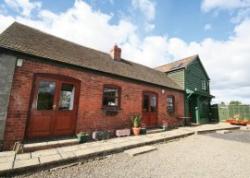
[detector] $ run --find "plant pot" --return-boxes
[140,128,147,135]
[229,120,247,126]
[92,131,111,140]
[77,134,89,143]
[132,127,141,136]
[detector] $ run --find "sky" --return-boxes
[0,0,250,104]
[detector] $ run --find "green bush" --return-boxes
[76,132,90,143]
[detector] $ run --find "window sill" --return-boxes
[102,106,121,115]
[167,110,175,114]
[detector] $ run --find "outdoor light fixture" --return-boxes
[161,89,165,94]
[16,59,24,67]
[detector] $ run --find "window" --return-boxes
[102,85,120,109]
[59,83,75,110]
[143,95,150,112]
[201,80,206,90]
[150,95,157,112]
[167,96,175,113]
[36,81,56,110]
[143,93,157,112]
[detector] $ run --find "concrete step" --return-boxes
[216,130,232,134]
[24,138,79,152]
[146,128,165,134]
[124,145,157,156]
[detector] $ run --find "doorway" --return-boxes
[142,92,158,128]
[26,74,80,139]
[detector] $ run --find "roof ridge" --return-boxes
[155,54,198,69]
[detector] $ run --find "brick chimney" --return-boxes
[110,45,121,61]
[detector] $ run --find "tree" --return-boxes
[229,101,242,105]
[220,101,226,105]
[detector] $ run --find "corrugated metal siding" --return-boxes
[216,104,250,121]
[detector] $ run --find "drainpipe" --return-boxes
[195,106,199,124]
[185,89,194,118]
[196,95,201,124]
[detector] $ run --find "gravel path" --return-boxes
[12,130,250,178]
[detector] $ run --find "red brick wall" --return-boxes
[3,58,184,149]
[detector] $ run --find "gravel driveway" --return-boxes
[12,130,250,178]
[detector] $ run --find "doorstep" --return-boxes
[146,128,165,134]
[24,138,79,152]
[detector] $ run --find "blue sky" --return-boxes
[0,0,250,104]
[0,0,235,41]
[20,0,235,42]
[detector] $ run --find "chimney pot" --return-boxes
[110,44,121,61]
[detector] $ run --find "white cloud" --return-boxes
[201,0,250,12]
[131,0,156,31]
[8,0,136,53]
[122,35,171,66]
[204,23,212,31]
[1,0,250,104]
[0,14,15,32]
[201,0,250,24]
[164,19,250,104]
[4,0,41,16]
[132,0,155,21]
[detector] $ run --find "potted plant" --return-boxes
[76,132,90,143]
[131,115,141,136]
[92,130,111,140]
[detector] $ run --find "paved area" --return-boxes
[0,123,240,176]
[12,130,250,178]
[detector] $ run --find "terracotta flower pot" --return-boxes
[229,120,248,126]
[132,127,141,136]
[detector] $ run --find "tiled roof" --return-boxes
[155,55,198,73]
[0,22,182,91]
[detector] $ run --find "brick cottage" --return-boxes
[0,22,184,150]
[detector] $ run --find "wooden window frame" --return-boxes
[201,80,206,90]
[142,91,158,113]
[167,95,175,113]
[102,84,121,112]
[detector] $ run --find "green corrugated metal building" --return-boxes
[156,55,214,124]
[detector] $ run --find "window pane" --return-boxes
[202,80,206,90]
[150,95,157,112]
[59,84,75,110]
[103,87,119,107]
[104,88,118,97]
[37,81,55,110]
[167,96,175,112]
[103,97,118,106]
[143,95,149,112]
